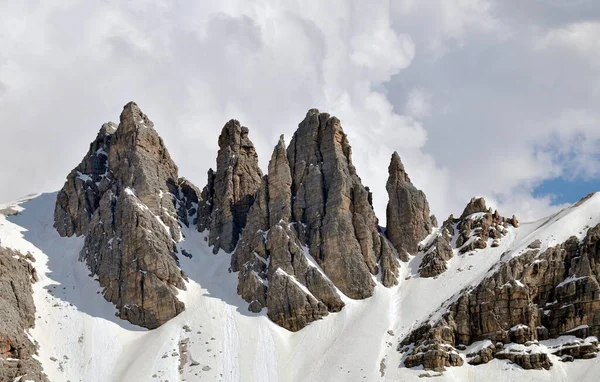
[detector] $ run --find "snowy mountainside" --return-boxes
[2,191,600,381]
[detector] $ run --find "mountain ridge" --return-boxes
[1,102,600,381]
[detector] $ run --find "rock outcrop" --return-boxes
[197,120,263,254]
[417,198,519,279]
[400,222,600,371]
[418,228,453,278]
[231,136,344,331]
[286,109,400,298]
[0,247,47,382]
[455,198,518,254]
[386,152,435,258]
[54,102,195,329]
[230,110,403,330]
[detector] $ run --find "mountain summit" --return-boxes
[1,102,600,381]
[54,102,195,328]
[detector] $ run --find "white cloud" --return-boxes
[391,0,507,57]
[405,88,432,118]
[537,21,600,59]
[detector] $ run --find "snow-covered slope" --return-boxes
[2,192,600,382]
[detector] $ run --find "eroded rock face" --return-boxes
[55,122,116,237]
[230,110,406,330]
[54,102,196,329]
[232,136,344,331]
[198,120,263,254]
[0,247,47,382]
[400,222,600,371]
[459,197,488,219]
[386,152,435,257]
[455,198,518,254]
[286,109,399,299]
[418,230,453,278]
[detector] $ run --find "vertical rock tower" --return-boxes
[228,109,401,330]
[55,102,197,329]
[385,152,435,258]
[197,120,263,254]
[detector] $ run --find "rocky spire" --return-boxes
[286,109,399,299]
[230,109,405,330]
[197,120,263,254]
[267,136,292,226]
[232,135,344,331]
[54,102,197,329]
[54,122,116,237]
[385,151,434,257]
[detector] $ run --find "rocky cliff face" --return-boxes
[54,102,196,329]
[286,110,400,298]
[231,136,345,330]
[386,152,435,258]
[400,220,600,371]
[0,247,47,382]
[56,104,537,337]
[228,110,407,330]
[197,120,263,254]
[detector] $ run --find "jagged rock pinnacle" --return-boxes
[385,151,434,257]
[54,102,197,329]
[197,119,263,253]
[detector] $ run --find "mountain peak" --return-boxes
[389,151,411,183]
[460,196,488,218]
[198,118,263,254]
[386,150,433,256]
[54,102,193,328]
[119,101,154,131]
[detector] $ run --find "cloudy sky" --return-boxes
[1,0,600,224]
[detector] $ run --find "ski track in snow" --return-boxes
[2,192,600,381]
[223,305,240,382]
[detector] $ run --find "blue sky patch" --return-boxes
[533,177,600,205]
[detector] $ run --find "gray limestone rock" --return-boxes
[199,120,263,254]
[385,152,434,257]
[419,232,453,278]
[0,247,48,382]
[233,135,344,331]
[454,198,518,254]
[286,110,398,299]
[400,220,600,371]
[460,197,488,219]
[54,102,195,329]
[229,110,408,330]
